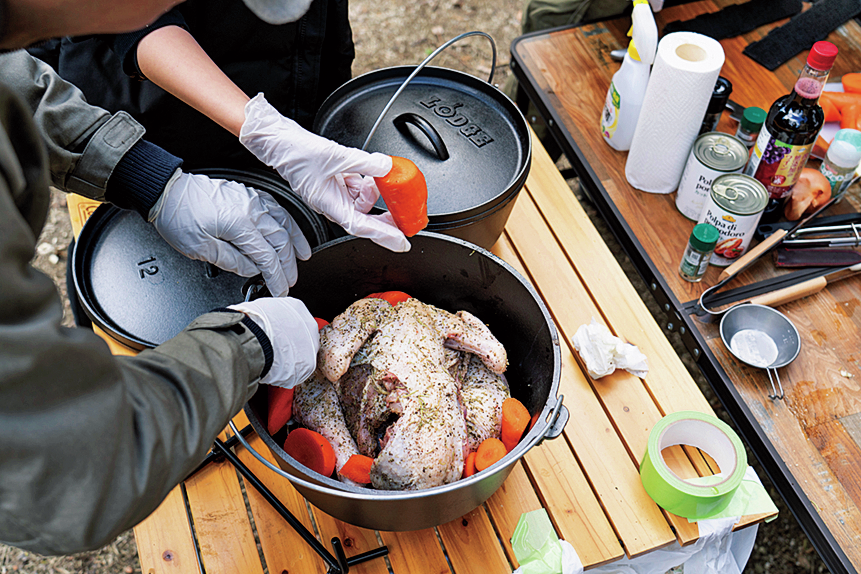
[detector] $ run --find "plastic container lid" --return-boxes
[807,41,839,71]
[740,106,767,132]
[690,223,720,252]
[827,131,861,169]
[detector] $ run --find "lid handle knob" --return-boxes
[393,113,450,161]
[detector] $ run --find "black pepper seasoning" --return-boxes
[699,77,733,135]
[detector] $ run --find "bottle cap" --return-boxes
[690,223,720,252]
[706,77,733,113]
[807,41,838,71]
[740,106,767,132]
[827,133,861,169]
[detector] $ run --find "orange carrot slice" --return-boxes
[820,91,861,112]
[842,73,861,94]
[475,438,507,471]
[820,96,841,123]
[463,451,477,478]
[340,454,374,484]
[500,397,531,452]
[841,103,861,131]
[267,387,294,436]
[283,428,336,477]
[374,156,429,237]
[364,291,413,306]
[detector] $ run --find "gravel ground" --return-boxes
[6,1,830,572]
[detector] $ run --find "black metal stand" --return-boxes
[204,435,388,574]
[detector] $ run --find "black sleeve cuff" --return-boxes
[211,308,274,380]
[110,9,189,79]
[104,139,183,219]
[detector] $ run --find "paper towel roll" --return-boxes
[625,32,725,194]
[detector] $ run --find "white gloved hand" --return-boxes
[149,170,312,297]
[229,297,320,388]
[239,93,410,252]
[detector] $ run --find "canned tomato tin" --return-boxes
[676,132,749,220]
[697,174,768,266]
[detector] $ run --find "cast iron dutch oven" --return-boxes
[72,168,333,349]
[313,65,531,250]
[240,232,568,532]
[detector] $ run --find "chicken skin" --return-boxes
[316,297,507,490]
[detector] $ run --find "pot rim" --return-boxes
[244,231,563,501]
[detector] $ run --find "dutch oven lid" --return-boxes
[313,66,531,222]
[73,169,332,350]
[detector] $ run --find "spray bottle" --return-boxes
[600,0,658,151]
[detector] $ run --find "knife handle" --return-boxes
[749,276,828,307]
[718,229,787,282]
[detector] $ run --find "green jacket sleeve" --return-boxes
[0,50,144,200]
[0,71,265,555]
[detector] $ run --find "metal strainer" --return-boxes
[719,304,801,400]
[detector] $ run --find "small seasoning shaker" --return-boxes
[734,106,767,149]
[699,77,733,135]
[679,223,720,282]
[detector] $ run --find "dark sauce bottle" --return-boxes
[744,41,838,222]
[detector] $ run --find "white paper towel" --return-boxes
[625,32,725,194]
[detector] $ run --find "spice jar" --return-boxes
[679,223,720,282]
[734,106,767,149]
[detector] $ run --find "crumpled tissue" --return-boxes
[571,319,649,379]
[512,509,582,574]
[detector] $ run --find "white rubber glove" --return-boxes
[149,170,312,297]
[229,297,320,388]
[239,93,410,252]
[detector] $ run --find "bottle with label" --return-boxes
[820,128,861,202]
[600,0,658,151]
[744,41,839,222]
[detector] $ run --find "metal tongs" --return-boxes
[695,196,843,321]
[757,212,861,249]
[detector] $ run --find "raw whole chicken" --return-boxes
[301,297,508,490]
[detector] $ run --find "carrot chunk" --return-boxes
[374,156,429,237]
[340,454,374,484]
[267,387,294,436]
[820,91,861,113]
[283,428,336,477]
[463,451,477,478]
[475,438,507,472]
[820,96,842,123]
[842,73,861,94]
[364,291,413,306]
[500,397,531,452]
[842,104,861,131]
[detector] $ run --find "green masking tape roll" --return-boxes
[640,411,747,519]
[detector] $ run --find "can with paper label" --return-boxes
[697,174,768,266]
[676,132,749,220]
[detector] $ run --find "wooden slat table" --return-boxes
[510,2,861,573]
[67,130,773,573]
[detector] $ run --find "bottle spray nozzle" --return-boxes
[630,0,658,65]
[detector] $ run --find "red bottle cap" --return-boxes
[807,41,838,71]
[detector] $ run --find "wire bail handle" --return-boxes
[361,31,498,152]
